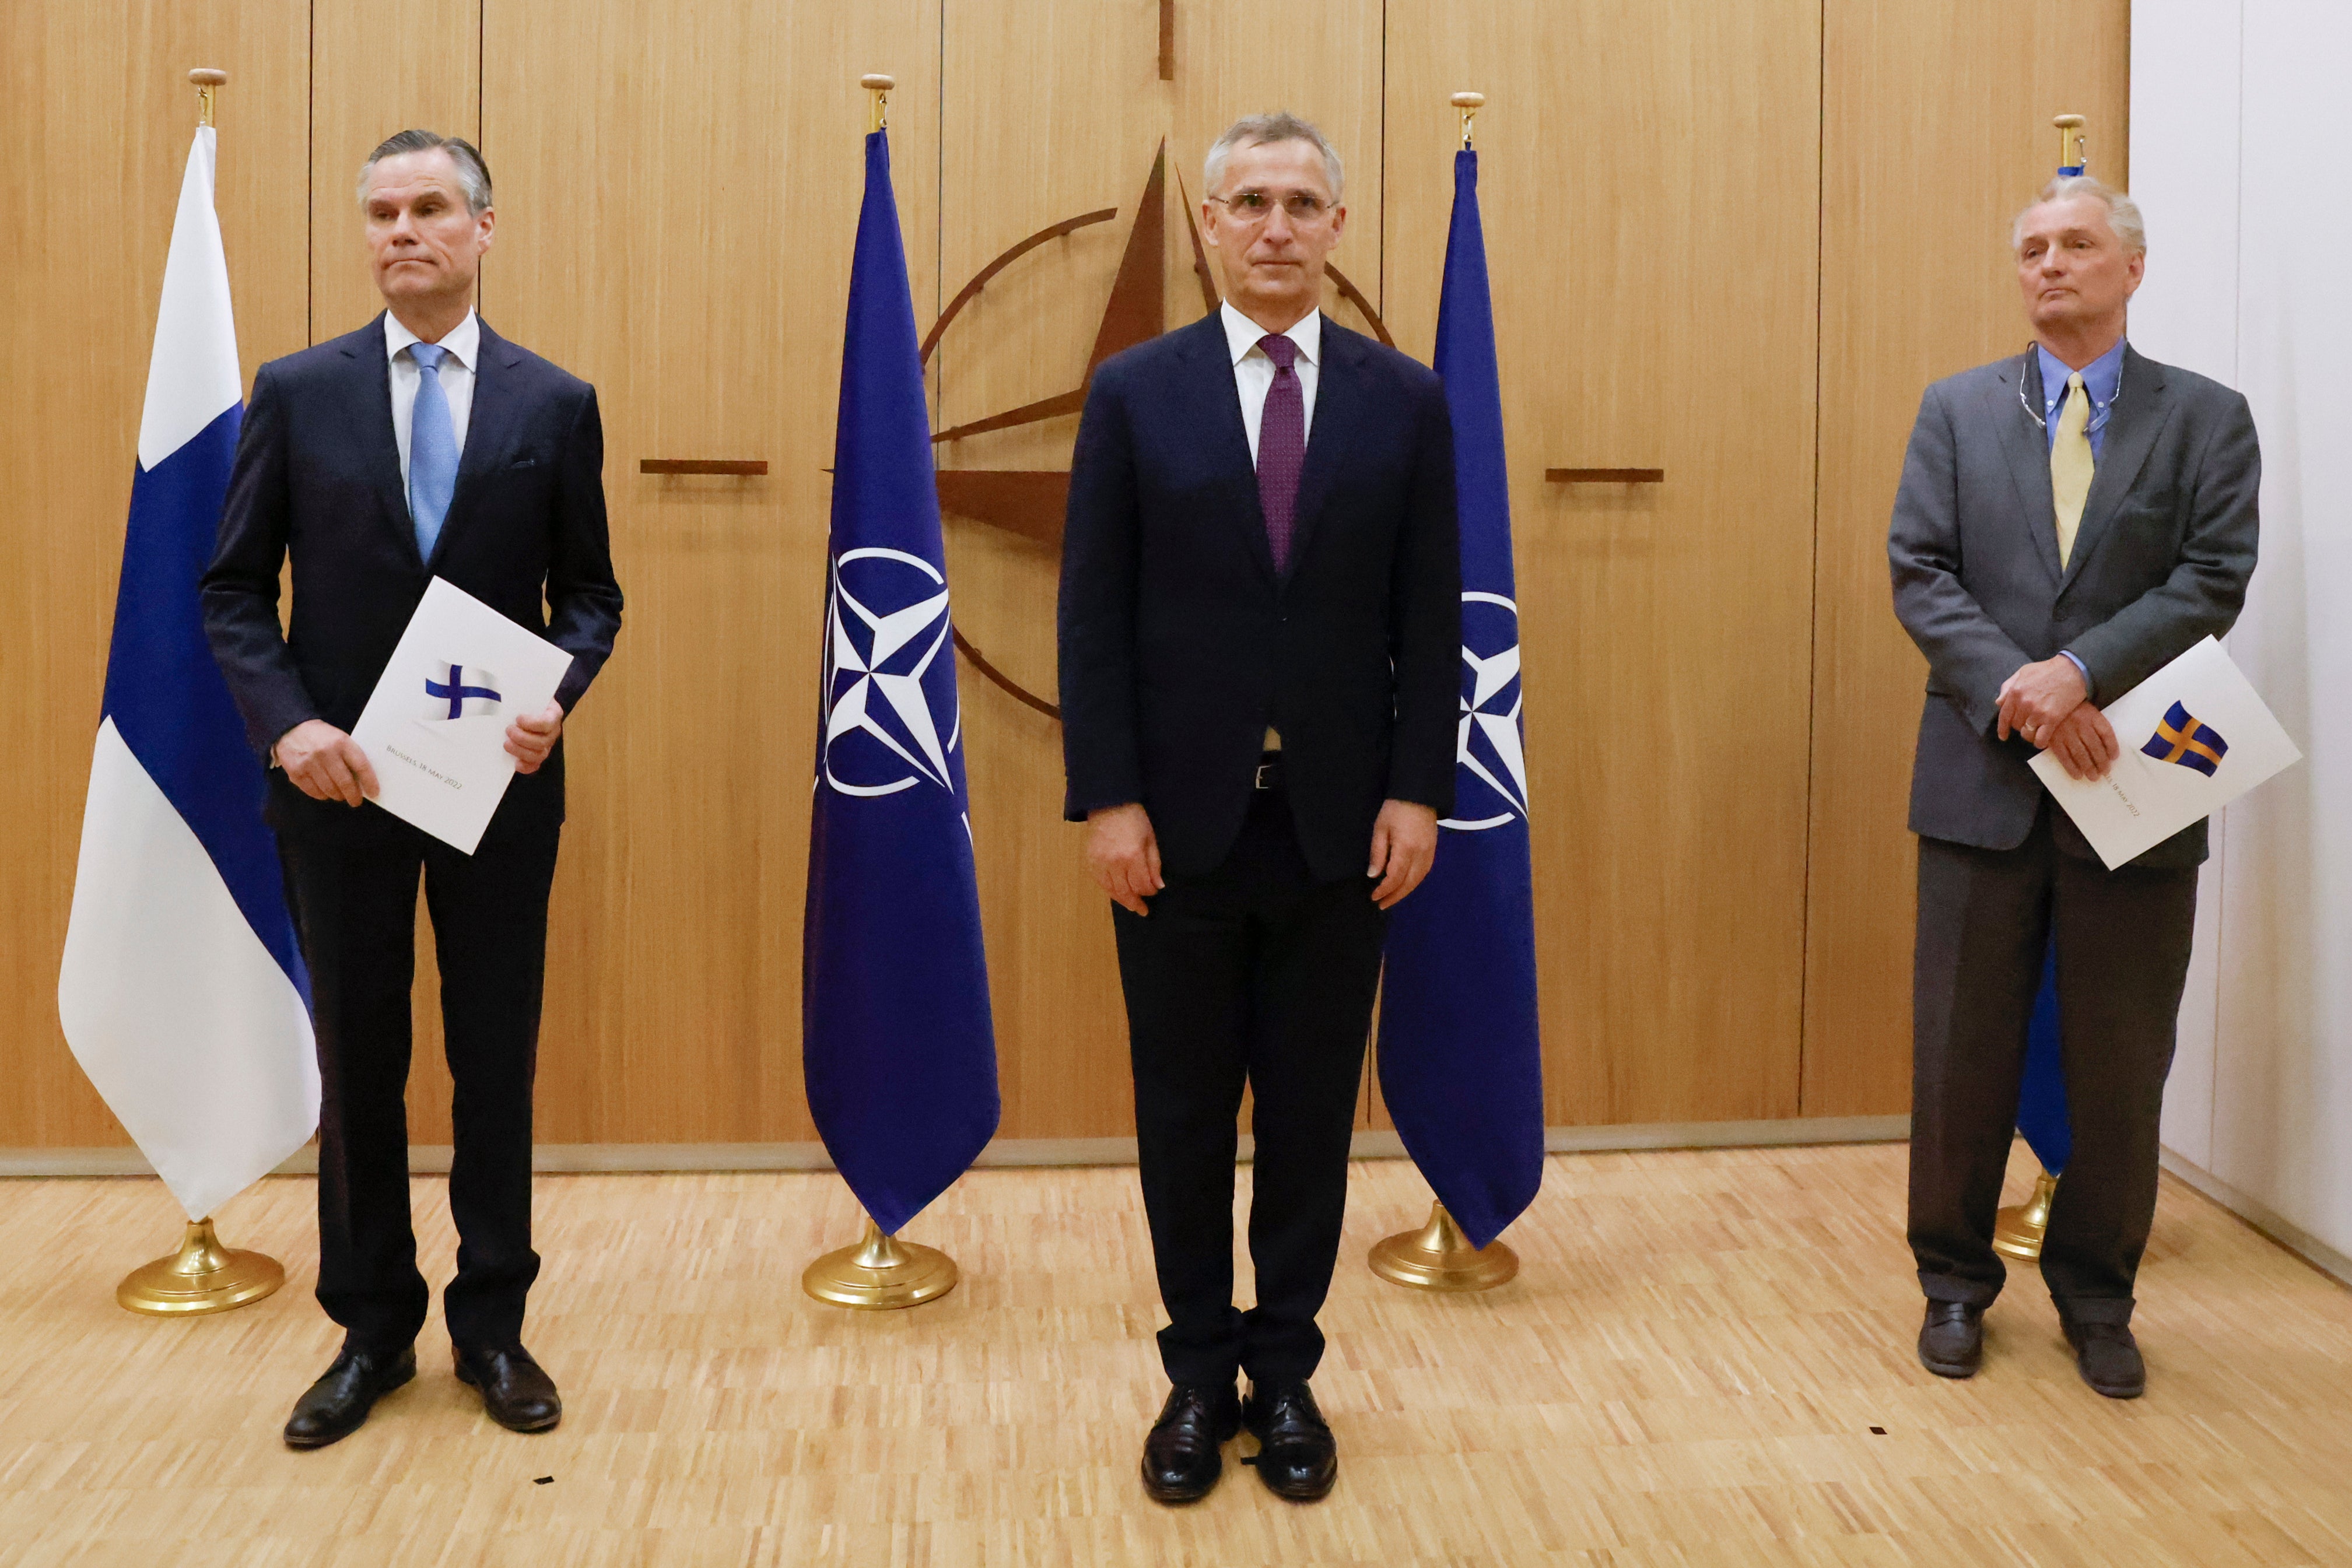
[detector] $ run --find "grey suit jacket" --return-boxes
[1888,344,2260,869]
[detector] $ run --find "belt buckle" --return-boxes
[1254,758,1278,791]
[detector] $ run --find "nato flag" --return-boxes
[803,129,1000,1234]
[1373,148,1545,1251]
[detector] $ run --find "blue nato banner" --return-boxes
[1373,148,1545,1251]
[802,129,1000,1235]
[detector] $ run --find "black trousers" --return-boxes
[278,815,560,1353]
[1909,808,2198,1324]
[1112,782,1389,1388]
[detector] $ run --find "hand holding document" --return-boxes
[2031,636,2301,869]
[349,578,575,854]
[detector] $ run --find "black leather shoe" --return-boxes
[453,1344,563,1432]
[2062,1318,2146,1399]
[1141,1383,1242,1504]
[282,1345,416,1449]
[1918,1302,1985,1378]
[1243,1380,1338,1502]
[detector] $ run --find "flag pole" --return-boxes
[1366,89,1527,1295]
[797,69,964,1311]
[1992,112,2098,1269]
[115,69,292,1318]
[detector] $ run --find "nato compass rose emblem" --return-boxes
[1445,591,1530,831]
[821,546,964,798]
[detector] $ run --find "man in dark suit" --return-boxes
[1058,112,1460,1503]
[202,130,622,1447]
[1890,175,2258,1398]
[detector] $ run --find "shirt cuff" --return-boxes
[2058,650,2095,701]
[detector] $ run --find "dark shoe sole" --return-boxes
[453,1357,563,1433]
[2074,1363,2145,1400]
[1918,1346,1981,1380]
[282,1360,416,1450]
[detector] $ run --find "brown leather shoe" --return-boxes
[283,1345,416,1449]
[1243,1380,1338,1502]
[1142,1383,1242,1504]
[453,1344,563,1432]
[1918,1302,1985,1378]
[2062,1318,2146,1399]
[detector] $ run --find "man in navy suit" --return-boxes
[1058,112,1460,1504]
[202,131,622,1448]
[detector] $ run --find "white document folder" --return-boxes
[2031,636,2301,869]
[348,577,575,854]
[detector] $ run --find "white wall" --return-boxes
[2133,0,2352,1263]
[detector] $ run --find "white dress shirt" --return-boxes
[1221,301,1320,465]
[384,308,480,486]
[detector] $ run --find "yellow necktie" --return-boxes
[2050,371,2094,569]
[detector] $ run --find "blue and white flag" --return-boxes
[802,128,1000,1235]
[422,660,504,720]
[1373,147,1545,1251]
[57,125,317,1222]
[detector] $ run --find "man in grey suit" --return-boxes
[1888,175,2260,1398]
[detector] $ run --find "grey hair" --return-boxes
[1203,112,1344,202]
[2013,174,2145,254]
[357,129,494,215]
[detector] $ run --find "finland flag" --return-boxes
[422,660,504,720]
[56,125,318,1223]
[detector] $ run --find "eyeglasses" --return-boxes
[1206,190,1335,226]
[2016,343,2123,436]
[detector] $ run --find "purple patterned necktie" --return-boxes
[1256,332,1305,574]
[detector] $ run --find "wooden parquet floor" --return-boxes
[2,1143,2350,1567]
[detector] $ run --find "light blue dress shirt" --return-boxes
[2035,336,2126,459]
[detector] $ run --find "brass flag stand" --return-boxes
[1370,1201,1519,1292]
[797,71,966,1314]
[120,1216,285,1315]
[802,1216,959,1310]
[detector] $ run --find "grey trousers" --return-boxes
[1908,808,2198,1324]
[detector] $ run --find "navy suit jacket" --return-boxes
[202,314,623,843]
[1057,311,1460,882]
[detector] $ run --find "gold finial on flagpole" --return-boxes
[861,73,895,133]
[1369,1199,1518,1291]
[802,1213,958,1309]
[2053,113,2088,174]
[1993,1167,2060,1260]
[1450,91,1486,149]
[189,68,227,129]
[117,1216,285,1315]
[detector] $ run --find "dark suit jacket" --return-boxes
[202,314,623,843]
[1058,311,1461,882]
[1888,344,2260,869]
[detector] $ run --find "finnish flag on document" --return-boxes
[57,126,318,1222]
[422,661,504,720]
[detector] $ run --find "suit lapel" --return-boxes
[428,320,525,573]
[1994,350,2065,587]
[2059,345,2169,592]
[1284,313,1362,587]
[343,314,420,567]
[1174,314,1278,584]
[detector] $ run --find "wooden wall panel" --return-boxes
[482,0,941,1143]
[310,0,483,344]
[0,3,310,1147]
[1383,0,1824,1125]
[1801,0,2132,1116]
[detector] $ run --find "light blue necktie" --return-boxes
[407,341,459,561]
